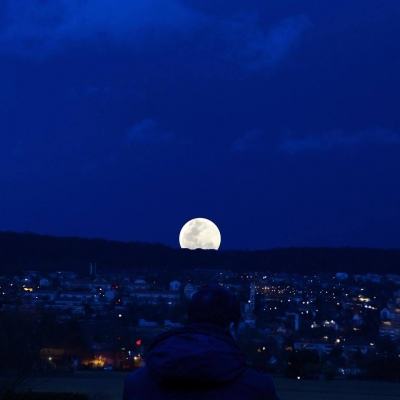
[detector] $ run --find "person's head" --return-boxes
[187,285,241,330]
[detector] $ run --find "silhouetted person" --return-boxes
[123,285,279,399]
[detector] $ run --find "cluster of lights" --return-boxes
[358,295,371,303]
[322,320,336,328]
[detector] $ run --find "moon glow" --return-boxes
[179,218,221,250]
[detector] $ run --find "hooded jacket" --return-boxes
[123,324,278,400]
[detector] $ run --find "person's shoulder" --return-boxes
[238,368,279,399]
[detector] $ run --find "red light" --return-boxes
[135,339,142,347]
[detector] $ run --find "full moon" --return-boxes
[179,218,221,250]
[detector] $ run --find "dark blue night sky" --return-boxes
[1,1,400,249]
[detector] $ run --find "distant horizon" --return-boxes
[2,229,400,253]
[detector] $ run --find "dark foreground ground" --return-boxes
[14,371,400,400]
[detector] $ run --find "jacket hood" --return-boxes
[145,324,246,387]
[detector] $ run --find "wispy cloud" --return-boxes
[219,14,311,71]
[231,127,400,155]
[1,1,310,73]
[0,0,201,55]
[243,15,311,69]
[280,128,400,154]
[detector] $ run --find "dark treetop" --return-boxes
[1,231,400,274]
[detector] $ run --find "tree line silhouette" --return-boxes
[1,231,400,274]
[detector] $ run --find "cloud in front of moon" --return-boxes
[179,218,221,250]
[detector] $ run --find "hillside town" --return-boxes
[1,266,400,381]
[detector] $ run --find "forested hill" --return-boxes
[0,231,400,274]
